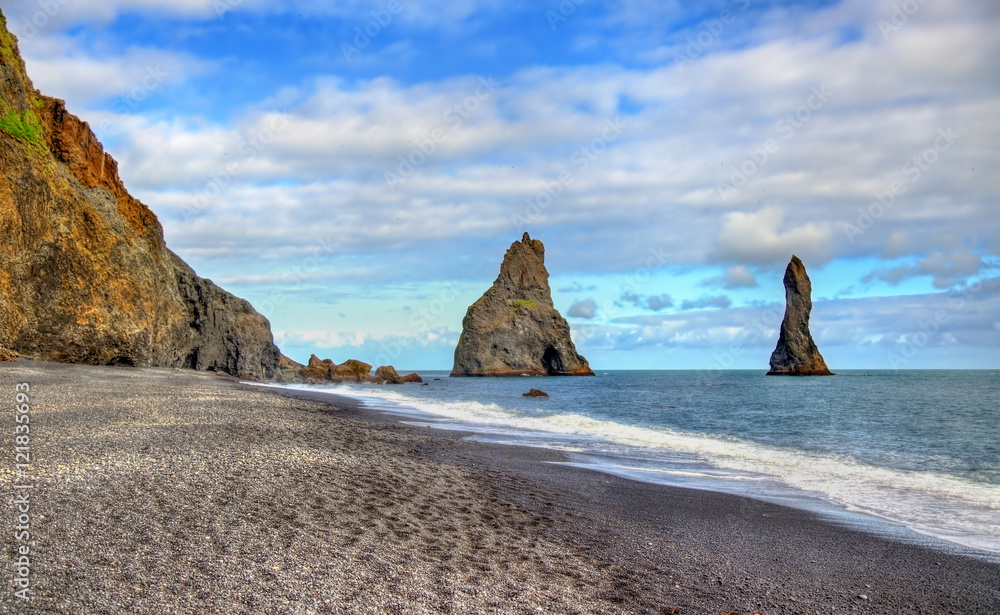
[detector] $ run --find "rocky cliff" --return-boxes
[0,12,279,379]
[767,255,833,376]
[451,233,593,377]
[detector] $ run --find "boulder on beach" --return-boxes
[402,373,423,383]
[301,354,334,380]
[522,388,549,398]
[451,233,594,377]
[767,255,834,376]
[374,365,404,384]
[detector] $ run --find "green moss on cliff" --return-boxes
[0,104,44,147]
[511,299,538,312]
[1,12,17,64]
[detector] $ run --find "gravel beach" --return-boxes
[1,361,998,614]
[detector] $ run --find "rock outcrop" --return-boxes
[278,355,422,384]
[0,12,279,379]
[522,388,549,398]
[374,365,403,384]
[332,359,373,382]
[451,233,593,377]
[767,255,833,376]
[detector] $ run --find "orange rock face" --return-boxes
[0,12,278,379]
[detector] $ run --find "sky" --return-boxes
[3,0,998,370]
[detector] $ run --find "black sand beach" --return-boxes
[2,361,998,613]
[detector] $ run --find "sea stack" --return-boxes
[0,13,279,379]
[451,233,594,377]
[767,255,833,376]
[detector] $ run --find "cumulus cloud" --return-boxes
[20,42,210,108]
[619,291,674,312]
[862,248,987,289]
[703,265,758,289]
[57,9,992,284]
[567,298,597,319]
[646,294,674,311]
[709,207,834,268]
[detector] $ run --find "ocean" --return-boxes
[271,370,1000,559]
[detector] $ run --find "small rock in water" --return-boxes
[522,388,549,398]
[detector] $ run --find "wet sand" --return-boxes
[1,361,998,613]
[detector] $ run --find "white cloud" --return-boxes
[567,298,597,319]
[709,207,834,268]
[704,265,758,289]
[17,34,211,108]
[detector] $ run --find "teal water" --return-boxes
[275,370,1000,556]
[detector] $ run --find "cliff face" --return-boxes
[451,233,593,377]
[767,255,833,376]
[0,12,279,379]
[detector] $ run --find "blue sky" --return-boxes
[4,0,998,370]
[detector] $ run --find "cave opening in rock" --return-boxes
[541,346,563,375]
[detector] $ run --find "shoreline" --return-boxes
[2,361,998,613]
[265,376,1000,563]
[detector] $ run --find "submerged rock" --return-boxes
[767,255,834,376]
[0,14,279,379]
[522,388,549,398]
[451,233,593,377]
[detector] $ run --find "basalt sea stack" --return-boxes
[451,233,593,377]
[0,12,278,379]
[767,255,833,376]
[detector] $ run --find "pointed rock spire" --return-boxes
[451,233,593,377]
[767,255,834,376]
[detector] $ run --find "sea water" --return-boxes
[272,370,999,559]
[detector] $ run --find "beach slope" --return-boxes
[1,361,997,613]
